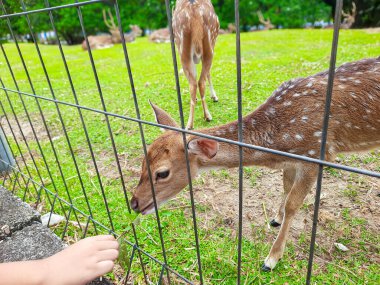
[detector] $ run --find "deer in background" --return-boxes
[341,2,356,29]
[82,9,142,51]
[131,57,380,271]
[257,10,275,30]
[149,28,170,43]
[172,0,220,130]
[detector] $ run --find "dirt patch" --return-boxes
[176,152,379,264]
[1,113,56,143]
[86,151,141,181]
[192,167,379,232]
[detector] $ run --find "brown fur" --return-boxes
[149,28,170,43]
[132,57,380,270]
[82,8,142,51]
[172,0,220,129]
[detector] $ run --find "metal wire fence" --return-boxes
[0,0,379,284]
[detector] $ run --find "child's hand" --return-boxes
[42,235,119,285]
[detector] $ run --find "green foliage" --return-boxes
[324,0,380,28]
[214,0,331,29]
[1,0,331,44]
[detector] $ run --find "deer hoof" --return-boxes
[270,219,281,227]
[212,97,219,102]
[261,264,272,272]
[205,117,212,122]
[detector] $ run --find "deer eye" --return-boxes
[156,170,170,180]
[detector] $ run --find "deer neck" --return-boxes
[195,111,275,170]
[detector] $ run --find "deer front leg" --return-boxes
[207,73,218,102]
[271,168,296,227]
[263,165,317,271]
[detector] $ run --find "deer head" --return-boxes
[130,103,218,215]
[341,2,356,29]
[102,8,121,42]
[129,25,142,37]
[257,10,275,30]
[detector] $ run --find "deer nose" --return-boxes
[130,196,139,212]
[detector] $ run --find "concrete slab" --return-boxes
[0,222,64,262]
[0,186,40,239]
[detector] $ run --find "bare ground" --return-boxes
[1,113,59,143]
[175,153,380,267]
[191,165,379,237]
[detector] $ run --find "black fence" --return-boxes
[1,0,379,284]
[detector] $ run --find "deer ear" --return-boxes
[188,138,219,159]
[149,100,179,130]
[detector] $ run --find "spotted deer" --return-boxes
[149,28,170,43]
[131,57,380,271]
[257,10,275,30]
[341,2,356,29]
[82,9,142,51]
[172,0,220,129]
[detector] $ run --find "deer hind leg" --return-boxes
[207,73,218,102]
[270,168,296,227]
[263,164,317,271]
[198,47,213,122]
[180,47,198,129]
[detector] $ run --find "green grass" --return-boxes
[1,29,380,284]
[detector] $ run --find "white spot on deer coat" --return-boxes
[295,134,303,141]
[308,150,316,155]
[283,133,290,140]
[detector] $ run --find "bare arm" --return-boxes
[0,235,119,285]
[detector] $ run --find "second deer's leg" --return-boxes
[181,55,197,129]
[263,165,317,271]
[207,73,218,102]
[198,46,213,122]
[271,168,296,227]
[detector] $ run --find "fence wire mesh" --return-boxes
[0,0,379,284]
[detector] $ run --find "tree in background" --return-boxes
[0,0,378,44]
[214,0,331,29]
[323,0,380,27]
[1,0,169,43]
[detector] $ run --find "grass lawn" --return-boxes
[1,29,379,284]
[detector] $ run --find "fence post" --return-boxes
[0,128,15,173]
